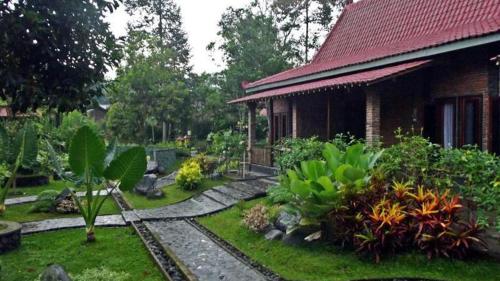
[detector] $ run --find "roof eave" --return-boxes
[245,32,500,94]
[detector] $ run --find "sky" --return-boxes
[106,0,251,75]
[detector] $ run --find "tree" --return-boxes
[0,0,122,113]
[124,0,191,72]
[107,33,189,144]
[210,4,293,103]
[271,0,348,62]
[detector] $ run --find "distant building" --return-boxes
[87,96,110,122]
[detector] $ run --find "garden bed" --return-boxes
[0,227,164,280]
[122,178,228,209]
[197,199,500,281]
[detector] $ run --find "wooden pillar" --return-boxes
[292,98,298,138]
[247,102,257,164]
[268,99,274,145]
[326,94,331,140]
[366,90,381,145]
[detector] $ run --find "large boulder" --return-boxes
[40,264,72,281]
[133,174,158,195]
[264,228,283,241]
[275,211,300,233]
[145,161,159,174]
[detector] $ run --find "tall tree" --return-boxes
[209,4,293,102]
[107,33,189,144]
[124,0,191,71]
[271,0,348,63]
[0,0,122,113]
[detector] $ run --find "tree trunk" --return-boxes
[86,225,96,242]
[305,0,309,63]
[162,121,167,142]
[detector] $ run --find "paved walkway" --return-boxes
[145,220,267,281]
[6,189,112,206]
[16,177,278,280]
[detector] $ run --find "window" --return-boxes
[437,96,481,148]
[273,113,289,142]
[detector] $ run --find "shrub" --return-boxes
[242,204,269,232]
[175,160,202,190]
[71,267,130,281]
[188,154,217,175]
[29,190,60,213]
[274,137,324,172]
[283,143,383,227]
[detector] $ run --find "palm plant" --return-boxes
[66,126,146,242]
[0,122,38,215]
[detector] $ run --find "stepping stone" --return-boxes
[21,215,126,234]
[213,185,254,201]
[5,195,38,206]
[202,189,239,206]
[121,210,141,223]
[145,220,267,281]
[135,194,226,219]
[229,182,265,197]
[5,190,111,206]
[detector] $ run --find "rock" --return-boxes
[56,199,78,214]
[146,188,165,199]
[282,226,319,246]
[145,161,159,174]
[54,188,72,205]
[157,165,166,174]
[264,229,283,240]
[40,264,72,281]
[275,211,300,233]
[134,174,158,195]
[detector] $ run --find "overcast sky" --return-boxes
[106,0,251,74]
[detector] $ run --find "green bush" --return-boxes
[71,267,130,281]
[29,190,60,213]
[274,134,360,173]
[282,143,382,227]
[207,130,246,159]
[175,160,202,190]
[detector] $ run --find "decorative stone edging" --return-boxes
[0,220,22,254]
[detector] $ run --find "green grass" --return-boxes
[0,227,163,281]
[1,197,121,223]
[7,180,71,198]
[197,200,500,281]
[123,178,228,209]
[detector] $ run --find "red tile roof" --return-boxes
[230,60,431,104]
[245,0,500,90]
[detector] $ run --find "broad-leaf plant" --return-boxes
[0,122,38,215]
[66,126,146,242]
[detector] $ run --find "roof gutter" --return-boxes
[246,33,500,94]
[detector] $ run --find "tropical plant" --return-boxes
[0,122,38,215]
[175,160,202,190]
[29,190,60,213]
[65,126,146,242]
[283,143,383,227]
[274,137,324,172]
[207,130,246,172]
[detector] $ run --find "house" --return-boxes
[229,0,500,169]
[87,96,110,122]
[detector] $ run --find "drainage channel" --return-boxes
[111,191,190,281]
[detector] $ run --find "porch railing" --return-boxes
[250,146,273,167]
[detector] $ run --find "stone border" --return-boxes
[0,220,22,254]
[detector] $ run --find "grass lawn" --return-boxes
[7,180,71,198]
[0,227,163,281]
[1,197,121,223]
[197,199,500,281]
[123,178,229,209]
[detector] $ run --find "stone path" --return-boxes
[5,189,112,206]
[16,177,279,281]
[145,220,267,281]
[133,179,272,220]
[21,214,126,234]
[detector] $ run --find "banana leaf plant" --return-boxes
[0,122,38,215]
[66,126,146,242]
[285,143,383,228]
